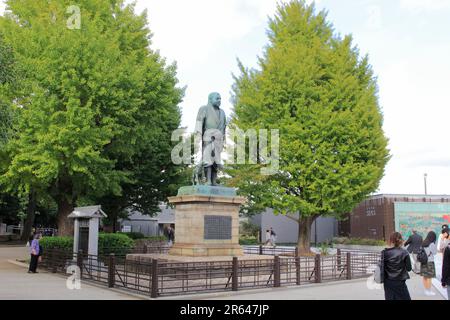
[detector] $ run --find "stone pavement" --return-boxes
[0,245,445,300]
[0,245,140,300]
[162,273,444,300]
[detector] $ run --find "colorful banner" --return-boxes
[394,202,450,239]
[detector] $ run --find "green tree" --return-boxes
[0,0,183,236]
[0,33,20,227]
[228,0,389,254]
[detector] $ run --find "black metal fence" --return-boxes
[40,247,380,298]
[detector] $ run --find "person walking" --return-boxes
[166,226,175,247]
[436,227,450,281]
[270,227,277,247]
[441,245,450,300]
[437,224,449,252]
[28,233,42,274]
[382,232,412,300]
[420,231,437,296]
[264,229,272,246]
[404,230,423,274]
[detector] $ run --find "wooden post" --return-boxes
[295,257,301,285]
[295,247,299,258]
[108,253,115,288]
[232,257,238,291]
[274,256,281,287]
[151,259,159,298]
[337,248,341,271]
[315,254,321,283]
[346,252,352,280]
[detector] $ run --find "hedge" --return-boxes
[39,233,135,256]
[332,237,386,246]
[118,232,145,240]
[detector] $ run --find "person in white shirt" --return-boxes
[420,231,437,296]
[435,225,449,281]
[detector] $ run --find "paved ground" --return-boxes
[0,245,445,300]
[173,273,444,300]
[0,245,140,300]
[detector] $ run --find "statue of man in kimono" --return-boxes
[194,92,226,186]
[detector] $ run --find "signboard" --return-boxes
[204,215,232,240]
[394,202,450,239]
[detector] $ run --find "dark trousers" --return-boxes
[384,279,411,300]
[29,254,39,272]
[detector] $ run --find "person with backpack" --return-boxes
[404,230,423,274]
[382,232,412,300]
[419,231,437,296]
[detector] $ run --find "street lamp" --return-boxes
[424,173,428,195]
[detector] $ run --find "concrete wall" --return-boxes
[251,209,338,244]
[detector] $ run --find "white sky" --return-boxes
[1,0,450,196]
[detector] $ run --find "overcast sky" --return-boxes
[1,0,450,195]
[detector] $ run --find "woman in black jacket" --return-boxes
[383,232,412,300]
[441,245,450,300]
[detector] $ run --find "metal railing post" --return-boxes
[232,257,238,291]
[259,245,263,255]
[108,253,115,288]
[315,254,321,283]
[151,259,159,298]
[346,252,352,280]
[77,250,83,277]
[295,257,301,285]
[274,256,281,287]
[295,247,299,258]
[337,249,342,271]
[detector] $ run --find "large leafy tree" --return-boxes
[228,0,389,254]
[0,0,183,235]
[0,33,20,226]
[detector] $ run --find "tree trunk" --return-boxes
[112,211,118,233]
[20,191,37,241]
[297,216,315,255]
[56,197,74,236]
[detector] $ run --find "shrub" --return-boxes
[98,233,135,255]
[239,221,260,238]
[119,232,145,240]
[39,233,135,256]
[332,237,386,246]
[39,236,73,251]
[143,236,167,242]
[319,243,330,256]
[239,235,259,245]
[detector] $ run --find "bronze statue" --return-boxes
[194,92,226,186]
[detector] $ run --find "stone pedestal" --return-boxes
[168,189,245,257]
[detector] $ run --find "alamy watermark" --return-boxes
[66,5,81,30]
[66,265,81,290]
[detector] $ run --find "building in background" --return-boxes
[121,205,337,244]
[119,204,175,237]
[340,194,450,240]
[250,209,338,245]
